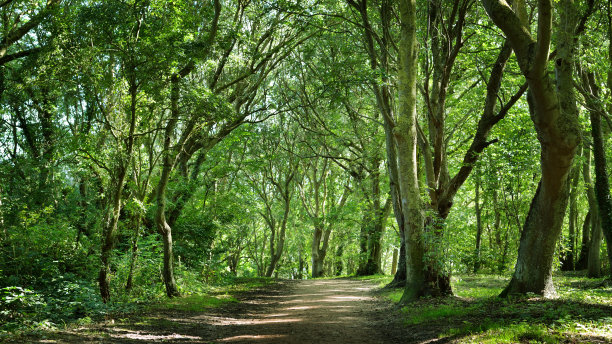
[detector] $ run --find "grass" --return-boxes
[382,272,612,343]
[351,274,394,286]
[149,294,238,312]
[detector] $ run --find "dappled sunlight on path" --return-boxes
[199,279,387,343]
[25,279,406,344]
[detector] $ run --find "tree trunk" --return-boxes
[484,0,581,298]
[387,238,406,288]
[474,166,483,273]
[98,178,125,303]
[581,147,602,277]
[335,245,344,276]
[312,253,325,278]
[391,248,398,275]
[576,211,591,270]
[584,72,612,278]
[98,80,138,303]
[160,223,179,296]
[349,0,407,287]
[588,216,602,277]
[311,224,326,278]
[298,248,304,279]
[154,73,183,298]
[358,196,391,276]
[396,0,428,302]
[561,147,581,271]
[265,196,290,277]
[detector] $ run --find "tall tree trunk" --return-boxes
[582,147,602,277]
[588,216,602,277]
[391,248,398,275]
[583,71,612,278]
[154,73,183,298]
[474,165,483,273]
[311,224,325,278]
[298,247,304,279]
[311,223,332,278]
[335,245,344,276]
[347,0,406,287]
[484,0,581,298]
[359,196,391,276]
[561,146,581,271]
[396,0,428,301]
[576,211,591,270]
[265,195,291,277]
[98,80,138,303]
[385,124,406,286]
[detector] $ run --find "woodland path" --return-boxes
[20,278,455,343]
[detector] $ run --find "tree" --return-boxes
[483,0,583,297]
[0,0,61,67]
[578,70,612,277]
[246,120,299,277]
[298,156,351,278]
[395,0,425,301]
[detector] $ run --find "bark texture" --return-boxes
[397,0,427,302]
[483,0,581,297]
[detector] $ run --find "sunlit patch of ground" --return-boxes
[220,334,288,341]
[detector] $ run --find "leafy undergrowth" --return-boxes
[0,275,275,342]
[381,272,612,343]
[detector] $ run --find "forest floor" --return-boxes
[6,275,612,343]
[9,278,405,343]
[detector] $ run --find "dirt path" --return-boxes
[202,278,395,343]
[23,278,412,344]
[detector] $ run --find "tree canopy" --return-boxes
[1,0,612,340]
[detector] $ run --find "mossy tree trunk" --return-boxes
[581,71,612,278]
[396,0,427,302]
[484,0,584,297]
[99,71,138,303]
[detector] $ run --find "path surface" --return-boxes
[28,278,414,343]
[201,278,393,343]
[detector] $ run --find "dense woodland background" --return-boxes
[1,0,612,338]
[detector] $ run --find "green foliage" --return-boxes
[0,278,130,335]
[384,274,612,343]
[113,234,166,301]
[173,214,216,269]
[150,294,237,312]
[1,0,611,339]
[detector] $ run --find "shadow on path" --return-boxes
[21,279,415,344]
